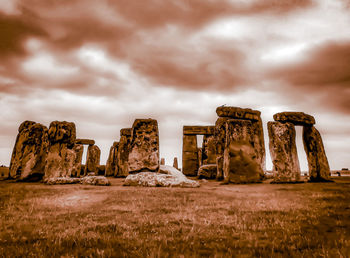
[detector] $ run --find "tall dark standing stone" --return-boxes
[216,106,265,173]
[182,134,198,176]
[303,126,331,182]
[44,121,77,180]
[268,121,301,183]
[117,128,132,177]
[85,145,101,175]
[128,119,160,173]
[105,142,119,177]
[223,119,262,183]
[71,144,83,177]
[173,157,178,169]
[160,158,165,165]
[202,135,216,165]
[214,117,229,180]
[9,121,49,181]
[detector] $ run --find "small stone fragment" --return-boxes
[81,175,110,186]
[173,157,178,169]
[160,158,165,165]
[198,164,217,179]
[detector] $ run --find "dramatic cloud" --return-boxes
[0,0,349,170]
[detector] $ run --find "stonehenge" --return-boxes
[6,107,332,185]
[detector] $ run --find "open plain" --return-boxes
[1,177,350,257]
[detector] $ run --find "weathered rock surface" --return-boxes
[182,134,199,176]
[75,139,95,145]
[251,117,266,172]
[71,144,83,177]
[117,128,131,177]
[128,119,160,173]
[105,142,118,177]
[0,166,9,179]
[81,175,110,186]
[223,119,262,183]
[214,117,229,179]
[268,121,301,183]
[274,112,315,126]
[216,156,224,180]
[9,121,49,181]
[124,165,200,188]
[97,165,105,175]
[85,145,101,175]
[160,158,165,165]
[43,121,77,181]
[183,126,214,135]
[45,177,81,185]
[173,157,178,169]
[216,106,261,121]
[303,126,331,182]
[198,164,217,179]
[202,135,217,165]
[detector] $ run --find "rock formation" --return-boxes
[85,145,101,175]
[223,119,262,183]
[128,119,159,173]
[173,157,178,169]
[43,121,77,181]
[303,125,331,182]
[268,121,301,183]
[81,175,110,186]
[9,121,49,181]
[182,126,214,176]
[105,142,119,177]
[160,158,165,165]
[215,106,265,173]
[71,144,83,177]
[117,128,132,177]
[123,165,200,188]
[202,135,216,165]
[197,164,217,179]
[274,112,315,126]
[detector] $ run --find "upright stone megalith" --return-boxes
[202,134,216,165]
[128,119,160,173]
[71,144,83,177]
[173,157,178,169]
[9,121,49,181]
[215,106,265,172]
[303,126,331,182]
[44,121,77,180]
[268,121,301,183]
[223,119,262,183]
[182,134,198,176]
[85,145,101,175]
[117,128,131,177]
[105,142,119,177]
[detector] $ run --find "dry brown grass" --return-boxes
[1,177,350,257]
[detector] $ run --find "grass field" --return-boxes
[1,177,350,257]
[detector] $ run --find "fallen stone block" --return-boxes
[81,176,110,186]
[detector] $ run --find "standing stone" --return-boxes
[44,121,77,180]
[214,117,230,180]
[173,157,178,169]
[182,134,199,176]
[160,158,165,165]
[198,147,203,168]
[117,128,131,177]
[202,135,217,165]
[303,126,331,182]
[268,121,301,183]
[71,144,83,177]
[85,145,101,175]
[128,119,160,173]
[216,106,265,172]
[9,121,49,181]
[223,119,262,183]
[105,142,119,177]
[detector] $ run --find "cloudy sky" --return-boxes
[1,0,349,170]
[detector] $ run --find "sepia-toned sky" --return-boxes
[1,0,349,170]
